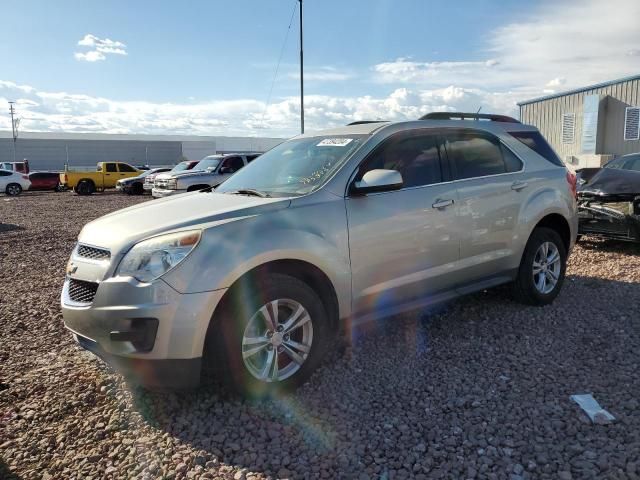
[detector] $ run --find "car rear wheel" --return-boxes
[74,180,95,195]
[512,227,567,305]
[5,183,22,196]
[206,273,330,397]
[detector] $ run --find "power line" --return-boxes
[260,0,298,130]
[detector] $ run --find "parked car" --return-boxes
[0,169,31,196]
[28,171,61,191]
[577,153,640,242]
[152,153,260,198]
[61,113,577,395]
[144,161,200,193]
[0,160,29,174]
[60,162,143,195]
[116,168,171,195]
[576,152,640,186]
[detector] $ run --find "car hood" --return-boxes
[170,170,213,179]
[78,191,290,253]
[578,168,640,199]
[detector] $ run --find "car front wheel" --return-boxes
[512,227,567,305]
[207,273,330,397]
[5,183,22,196]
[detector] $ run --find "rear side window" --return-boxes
[508,131,564,167]
[444,132,516,180]
[118,163,136,172]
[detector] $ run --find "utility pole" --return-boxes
[9,101,19,163]
[299,0,304,134]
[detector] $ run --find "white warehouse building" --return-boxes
[0,131,284,171]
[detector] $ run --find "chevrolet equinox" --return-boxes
[61,113,578,395]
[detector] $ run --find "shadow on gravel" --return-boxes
[0,458,22,480]
[0,223,24,233]
[577,236,640,255]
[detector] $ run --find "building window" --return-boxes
[561,113,575,144]
[624,107,640,141]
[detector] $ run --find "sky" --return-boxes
[0,0,639,138]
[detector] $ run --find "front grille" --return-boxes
[155,179,169,188]
[68,279,99,304]
[77,244,110,261]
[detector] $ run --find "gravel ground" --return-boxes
[1,191,640,480]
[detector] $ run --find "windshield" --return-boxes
[194,157,222,171]
[171,162,192,173]
[216,136,365,196]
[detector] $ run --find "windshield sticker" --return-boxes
[317,138,353,147]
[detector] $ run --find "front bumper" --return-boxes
[152,187,184,198]
[143,183,154,192]
[61,276,227,388]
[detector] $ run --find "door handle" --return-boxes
[511,180,528,191]
[432,198,454,209]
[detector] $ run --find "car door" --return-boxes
[0,170,12,190]
[103,163,118,187]
[346,129,460,316]
[441,129,526,289]
[216,156,244,184]
[117,163,139,180]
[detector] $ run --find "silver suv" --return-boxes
[61,113,578,395]
[152,153,260,198]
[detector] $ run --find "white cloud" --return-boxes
[372,0,640,101]
[0,80,516,137]
[75,34,127,62]
[287,67,354,82]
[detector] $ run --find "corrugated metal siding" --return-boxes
[0,139,182,170]
[520,79,640,158]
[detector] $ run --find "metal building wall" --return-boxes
[519,78,640,160]
[0,139,184,170]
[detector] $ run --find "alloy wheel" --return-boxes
[532,241,561,294]
[241,298,313,382]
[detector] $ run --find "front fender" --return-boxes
[162,199,352,318]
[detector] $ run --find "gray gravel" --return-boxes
[1,191,640,480]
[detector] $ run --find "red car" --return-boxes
[28,172,61,191]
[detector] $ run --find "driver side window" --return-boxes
[221,156,244,172]
[357,131,443,188]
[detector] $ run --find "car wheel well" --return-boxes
[78,178,96,187]
[533,213,571,252]
[209,260,340,336]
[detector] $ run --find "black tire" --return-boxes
[205,273,330,397]
[74,180,95,195]
[131,182,144,195]
[5,183,22,196]
[512,227,567,306]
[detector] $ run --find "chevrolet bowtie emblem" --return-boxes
[66,262,78,275]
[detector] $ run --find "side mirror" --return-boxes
[351,169,403,195]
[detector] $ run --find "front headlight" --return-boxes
[116,230,201,282]
[166,179,178,189]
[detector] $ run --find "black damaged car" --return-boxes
[577,153,640,242]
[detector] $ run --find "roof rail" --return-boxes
[420,112,520,123]
[347,120,389,126]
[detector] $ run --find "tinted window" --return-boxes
[604,157,626,169]
[118,163,136,172]
[0,170,11,176]
[501,145,524,172]
[623,155,640,172]
[358,132,442,188]
[445,132,506,179]
[222,156,244,172]
[246,154,260,162]
[508,131,563,166]
[105,163,117,172]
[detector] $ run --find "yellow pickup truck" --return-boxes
[60,162,142,195]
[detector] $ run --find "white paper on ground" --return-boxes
[570,394,616,423]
